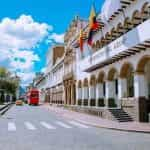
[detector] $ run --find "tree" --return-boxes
[0,67,20,103]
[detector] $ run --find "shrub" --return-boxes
[108,98,117,107]
[98,98,105,107]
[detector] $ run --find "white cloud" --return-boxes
[0,14,51,50]
[10,49,40,71]
[48,33,64,43]
[17,72,35,87]
[0,14,51,86]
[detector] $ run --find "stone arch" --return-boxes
[97,71,106,98]
[107,68,118,81]
[120,62,134,78]
[83,78,89,87]
[120,62,134,97]
[141,2,150,21]
[90,75,96,86]
[131,10,142,26]
[97,71,105,83]
[136,55,150,73]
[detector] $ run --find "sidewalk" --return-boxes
[44,104,150,133]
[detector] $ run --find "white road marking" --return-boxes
[40,121,56,129]
[24,122,36,130]
[69,121,89,128]
[56,121,72,129]
[8,122,16,131]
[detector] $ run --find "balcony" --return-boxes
[80,19,150,72]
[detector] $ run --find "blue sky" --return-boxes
[0,0,104,86]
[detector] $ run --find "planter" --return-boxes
[90,99,96,106]
[83,99,88,106]
[108,98,117,107]
[78,99,82,106]
[98,98,105,107]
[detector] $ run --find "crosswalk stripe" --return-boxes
[24,122,36,130]
[55,121,72,129]
[40,121,56,129]
[68,121,89,128]
[8,122,16,131]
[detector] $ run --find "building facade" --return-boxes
[45,45,65,105]
[63,17,88,106]
[72,0,150,122]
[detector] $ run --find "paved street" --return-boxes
[0,105,150,150]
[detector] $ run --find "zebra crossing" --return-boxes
[7,120,90,132]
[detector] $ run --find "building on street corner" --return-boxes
[34,0,150,123]
[73,0,150,122]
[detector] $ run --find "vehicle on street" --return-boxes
[27,88,39,105]
[15,100,23,106]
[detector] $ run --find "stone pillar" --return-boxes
[118,78,127,99]
[134,73,147,98]
[134,73,148,122]
[96,83,104,107]
[76,86,78,106]
[71,84,73,106]
[81,87,84,106]
[84,87,88,106]
[106,81,113,107]
[118,78,127,107]
[106,81,112,98]
[89,86,96,107]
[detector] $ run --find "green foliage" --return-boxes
[98,98,105,107]
[0,67,19,95]
[108,98,117,107]
[0,67,9,78]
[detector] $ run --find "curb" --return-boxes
[46,106,150,134]
[0,103,14,116]
[74,119,150,134]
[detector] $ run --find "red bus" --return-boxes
[27,89,39,105]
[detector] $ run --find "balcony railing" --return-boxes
[79,19,150,72]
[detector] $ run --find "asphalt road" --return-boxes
[0,104,150,150]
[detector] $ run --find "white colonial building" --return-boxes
[44,45,65,104]
[73,0,150,122]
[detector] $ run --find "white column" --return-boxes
[96,84,103,106]
[134,74,147,98]
[105,81,114,107]
[106,81,114,98]
[76,87,79,105]
[88,87,92,106]
[118,78,127,99]
[82,87,85,106]
[89,86,96,106]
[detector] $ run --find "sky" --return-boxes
[0,0,105,87]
